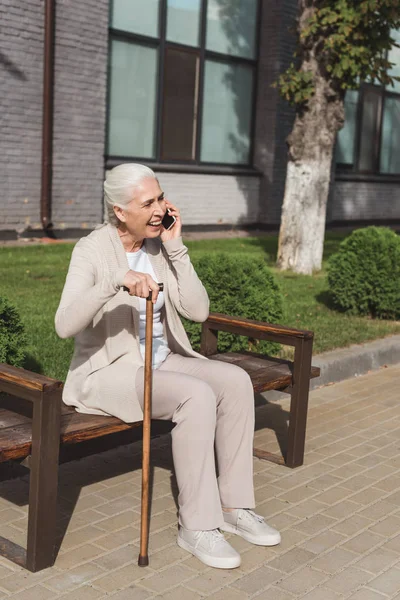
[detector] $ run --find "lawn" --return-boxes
[1,232,399,381]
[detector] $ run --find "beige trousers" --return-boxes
[135,353,256,530]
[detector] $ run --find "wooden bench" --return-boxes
[0,313,319,572]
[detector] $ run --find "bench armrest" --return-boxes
[0,363,63,403]
[201,313,314,355]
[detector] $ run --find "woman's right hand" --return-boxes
[122,270,160,303]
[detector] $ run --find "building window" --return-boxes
[336,29,400,176]
[107,0,260,166]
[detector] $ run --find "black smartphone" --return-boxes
[162,209,176,230]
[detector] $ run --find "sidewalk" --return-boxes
[0,364,399,599]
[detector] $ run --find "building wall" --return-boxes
[155,173,260,226]
[253,0,297,225]
[51,0,108,231]
[332,180,400,221]
[0,0,44,233]
[0,0,108,235]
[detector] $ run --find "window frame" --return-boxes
[105,0,261,171]
[336,42,400,180]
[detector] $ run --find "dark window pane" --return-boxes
[358,88,381,172]
[386,28,400,93]
[206,0,258,59]
[336,90,359,165]
[111,0,160,38]
[167,0,201,47]
[200,59,253,164]
[108,40,158,158]
[380,96,400,174]
[161,48,199,160]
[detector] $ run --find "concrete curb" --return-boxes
[310,333,400,389]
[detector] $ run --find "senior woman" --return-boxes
[55,163,280,569]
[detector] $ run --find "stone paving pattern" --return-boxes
[0,364,399,599]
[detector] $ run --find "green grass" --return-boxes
[1,232,399,381]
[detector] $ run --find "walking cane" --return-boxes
[138,282,163,567]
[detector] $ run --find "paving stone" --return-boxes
[368,515,400,537]
[108,585,152,600]
[315,486,353,505]
[342,531,384,554]
[2,586,56,600]
[55,585,105,600]
[203,586,251,600]
[45,564,105,593]
[332,514,375,536]
[231,566,283,595]
[324,566,373,593]
[185,568,242,594]
[348,487,387,505]
[322,499,360,519]
[294,514,336,535]
[347,590,387,600]
[256,587,295,600]
[368,567,400,595]
[301,588,342,600]
[95,525,139,550]
[277,566,327,595]
[382,533,400,553]
[138,564,194,593]
[310,547,359,574]
[56,544,104,569]
[268,547,315,572]
[156,586,203,600]
[92,545,136,570]
[354,547,399,573]
[300,530,346,554]
[91,563,152,592]
[289,500,327,519]
[358,500,399,521]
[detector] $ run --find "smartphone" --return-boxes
[162,209,176,231]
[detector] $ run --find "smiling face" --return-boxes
[113,177,166,242]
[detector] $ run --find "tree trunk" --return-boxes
[276,1,345,275]
[277,126,334,274]
[277,82,344,274]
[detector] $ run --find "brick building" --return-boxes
[1,0,399,238]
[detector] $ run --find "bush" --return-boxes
[328,227,400,319]
[182,252,284,355]
[0,297,27,367]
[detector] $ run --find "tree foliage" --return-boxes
[0,297,27,367]
[328,227,400,319]
[181,252,284,356]
[276,0,400,107]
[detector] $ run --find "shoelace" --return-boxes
[196,529,225,550]
[240,509,265,524]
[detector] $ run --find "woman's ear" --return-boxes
[113,205,125,223]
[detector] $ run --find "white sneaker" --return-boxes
[221,509,281,546]
[177,527,241,569]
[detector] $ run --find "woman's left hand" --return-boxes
[160,200,182,243]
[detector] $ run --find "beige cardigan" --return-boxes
[55,223,209,422]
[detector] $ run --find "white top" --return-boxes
[126,247,171,369]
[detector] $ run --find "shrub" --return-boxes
[182,252,284,355]
[0,297,27,367]
[328,227,400,319]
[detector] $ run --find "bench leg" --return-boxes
[26,388,61,572]
[286,338,313,468]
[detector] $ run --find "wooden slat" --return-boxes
[205,313,314,341]
[209,353,319,393]
[0,410,142,462]
[0,364,62,394]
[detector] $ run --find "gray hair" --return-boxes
[103,163,157,226]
